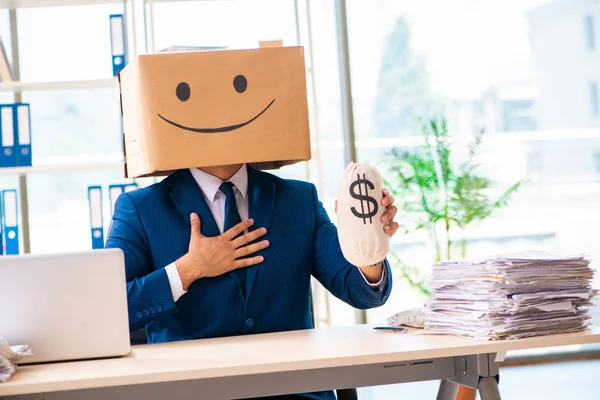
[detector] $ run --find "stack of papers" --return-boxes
[423,251,597,340]
[0,338,31,383]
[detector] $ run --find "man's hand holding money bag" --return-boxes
[336,162,399,283]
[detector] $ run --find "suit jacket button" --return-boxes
[149,307,156,314]
[136,311,143,318]
[156,305,162,312]
[245,318,254,328]
[143,309,150,316]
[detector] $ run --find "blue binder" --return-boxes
[108,182,138,216]
[2,189,19,255]
[16,103,31,167]
[109,14,126,76]
[0,104,16,167]
[88,186,104,249]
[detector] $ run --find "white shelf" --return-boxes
[0,160,124,175]
[0,0,125,9]
[0,0,214,8]
[0,78,118,92]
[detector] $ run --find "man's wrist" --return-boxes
[176,253,200,290]
[165,262,187,302]
[358,260,384,284]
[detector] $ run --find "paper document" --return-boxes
[387,308,426,328]
[421,251,597,340]
[0,337,31,383]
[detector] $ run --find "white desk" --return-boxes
[1,324,600,400]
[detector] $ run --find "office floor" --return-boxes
[357,359,600,399]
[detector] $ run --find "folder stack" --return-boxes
[423,251,597,340]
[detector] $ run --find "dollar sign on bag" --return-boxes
[349,173,379,224]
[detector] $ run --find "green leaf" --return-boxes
[385,113,521,272]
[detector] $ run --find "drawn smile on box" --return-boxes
[157,74,276,134]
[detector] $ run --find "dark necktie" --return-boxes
[219,181,246,296]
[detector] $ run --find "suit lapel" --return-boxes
[167,169,221,239]
[167,167,273,302]
[245,166,275,301]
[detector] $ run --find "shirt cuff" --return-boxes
[165,262,187,302]
[359,262,387,290]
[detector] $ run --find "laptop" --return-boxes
[0,248,131,364]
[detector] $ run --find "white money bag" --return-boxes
[336,161,389,266]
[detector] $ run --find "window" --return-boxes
[23,87,122,159]
[584,14,595,51]
[18,85,124,254]
[27,169,133,254]
[7,4,133,254]
[590,81,599,117]
[150,0,298,52]
[5,1,600,353]
[345,0,600,336]
[16,4,124,81]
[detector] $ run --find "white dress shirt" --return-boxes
[165,164,386,302]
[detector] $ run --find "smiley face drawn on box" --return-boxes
[158,74,275,134]
[118,46,311,178]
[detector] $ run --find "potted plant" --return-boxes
[385,115,521,286]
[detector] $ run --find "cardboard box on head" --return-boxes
[117,46,311,178]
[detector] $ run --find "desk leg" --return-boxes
[448,353,502,400]
[478,376,501,400]
[436,379,459,400]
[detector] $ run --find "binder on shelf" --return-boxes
[88,186,104,249]
[109,14,126,76]
[2,189,19,255]
[108,183,138,216]
[0,104,16,167]
[16,103,32,167]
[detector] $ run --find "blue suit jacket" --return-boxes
[105,166,392,399]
